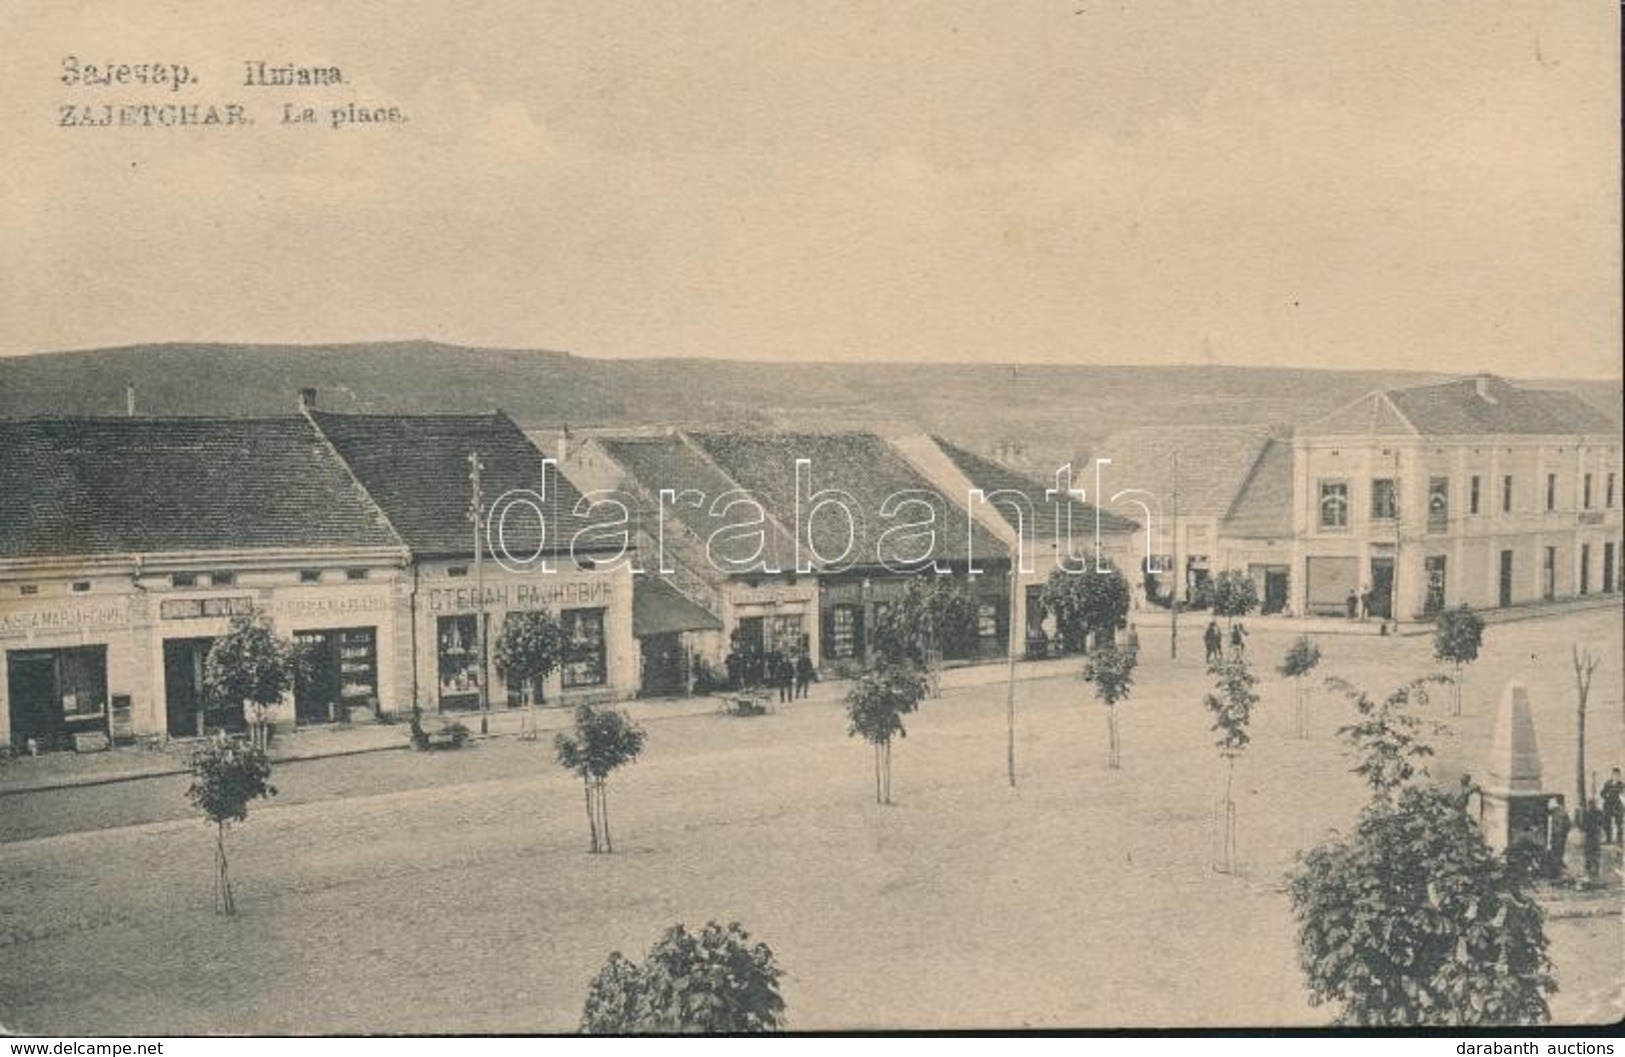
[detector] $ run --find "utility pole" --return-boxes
[469,452,489,736]
[1006,556,1018,787]
[1170,450,1180,659]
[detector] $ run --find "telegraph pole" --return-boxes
[469,452,489,736]
[1006,552,1019,787]
[1170,450,1180,659]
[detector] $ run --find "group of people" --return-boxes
[723,647,816,703]
[1533,767,1624,882]
[1344,585,1376,621]
[1202,620,1247,663]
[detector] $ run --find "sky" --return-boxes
[1,1,1619,377]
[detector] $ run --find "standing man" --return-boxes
[1203,620,1222,664]
[1601,767,1624,845]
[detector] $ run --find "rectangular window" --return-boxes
[1583,473,1593,509]
[1370,478,1397,521]
[1427,477,1449,534]
[18,584,38,596]
[71,581,91,593]
[209,571,236,587]
[769,613,805,654]
[977,602,998,640]
[1608,472,1617,509]
[831,604,861,659]
[1502,475,1513,513]
[171,573,197,588]
[1546,473,1557,512]
[345,568,369,581]
[562,608,607,688]
[447,566,469,578]
[1318,480,1349,530]
[1580,544,1592,595]
[299,569,322,584]
[1469,475,1481,516]
[1542,546,1557,600]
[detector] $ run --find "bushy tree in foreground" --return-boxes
[1433,605,1484,717]
[1286,677,1553,1026]
[555,703,646,853]
[581,921,786,1034]
[1211,569,1260,628]
[493,607,565,739]
[203,610,297,746]
[1204,655,1258,873]
[1278,635,1323,739]
[1040,564,1130,654]
[1082,645,1136,769]
[186,734,276,915]
[845,662,928,804]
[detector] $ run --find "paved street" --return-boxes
[1,609,1619,1032]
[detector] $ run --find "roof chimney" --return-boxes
[298,387,318,411]
[1474,374,1498,404]
[125,382,136,417]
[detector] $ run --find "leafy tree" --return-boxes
[555,704,647,853]
[1204,655,1259,872]
[872,575,979,694]
[1432,605,1485,717]
[185,734,276,915]
[1287,676,1553,1026]
[1082,645,1136,769]
[493,607,565,739]
[581,921,786,1034]
[1278,635,1323,739]
[845,662,928,804]
[202,610,297,746]
[1211,569,1260,628]
[1041,563,1130,654]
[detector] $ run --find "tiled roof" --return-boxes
[686,431,1008,566]
[931,436,1139,539]
[596,433,801,570]
[0,417,400,560]
[309,410,600,558]
[1221,437,1294,539]
[633,575,723,637]
[1091,425,1281,520]
[1309,376,1617,437]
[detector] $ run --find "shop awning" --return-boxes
[633,577,723,638]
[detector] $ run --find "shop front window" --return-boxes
[437,614,481,709]
[562,608,607,688]
[830,604,861,660]
[769,614,805,654]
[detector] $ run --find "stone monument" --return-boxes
[1480,680,1549,853]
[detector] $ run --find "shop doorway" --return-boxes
[6,647,109,750]
[1368,559,1394,620]
[1423,556,1447,616]
[640,633,687,698]
[1261,567,1290,615]
[164,636,230,737]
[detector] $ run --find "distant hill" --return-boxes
[1,341,1617,472]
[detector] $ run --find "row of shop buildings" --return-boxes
[3,372,1615,751]
[1,403,1144,750]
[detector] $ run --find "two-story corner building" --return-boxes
[0,416,410,750]
[1090,424,1297,612]
[888,433,1141,651]
[1292,374,1622,620]
[681,430,1014,672]
[307,409,639,713]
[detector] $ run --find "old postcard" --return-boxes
[0,0,1620,1038]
